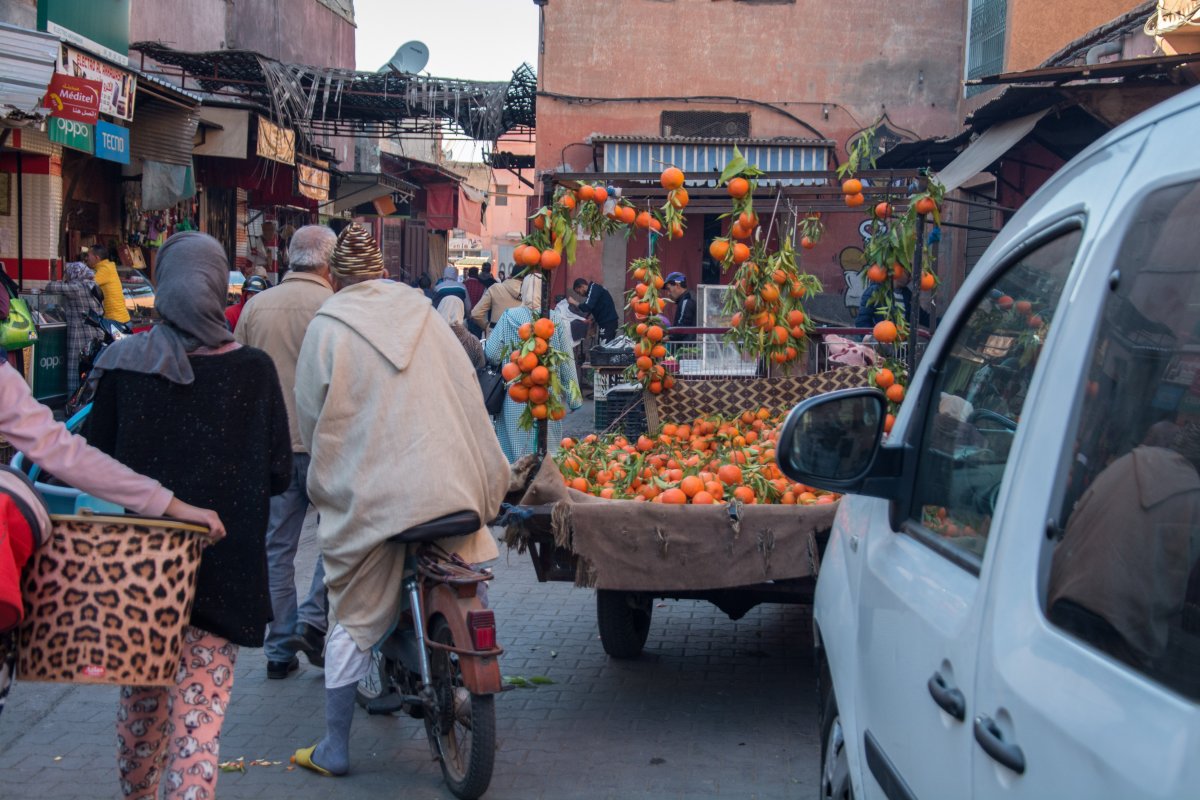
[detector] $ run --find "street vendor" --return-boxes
[664,272,696,343]
[292,223,512,777]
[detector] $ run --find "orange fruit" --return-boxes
[884,413,896,433]
[760,284,780,303]
[518,322,533,340]
[670,222,684,239]
[649,217,663,233]
[560,437,575,449]
[539,249,562,270]
[732,486,756,504]
[731,243,751,263]
[522,246,542,266]
[874,368,895,389]
[771,326,789,345]
[842,178,863,195]
[772,269,788,285]
[531,403,549,419]
[636,355,653,371]
[709,239,730,261]
[886,384,905,404]
[692,491,717,505]
[501,362,521,382]
[727,177,750,198]
[532,215,545,230]
[800,236,815,250]
[845,192,865,208]
[737,211,758,231]
[789,281,806,299]
[578,184,596,202]
[679,475,704,498]
[661,487,688,504]
[648,380,663,394]
[530,365,550,385]
[529,385,550,404]
[717,464,743,485]
[559,193,576,211]
[651,345,666,359]
[787,309,806,327]
[866,264,887,283]
[508,384,530,403]
[730,223,751,240]
[873,320,898,343]
[670,188,689,209]
[646,325,665,342]
[533,317,555,339]
[635,210,653,229]
[533,337,549,356]
[874,202,891,219]
[660,167,685,191]
[914,196,936,216]
[920,272,936,291]
[570,477,588,493]
[593,186,609,203]
[518,352,539,372]
[1015,300,1032,315]
[892,263,907,282]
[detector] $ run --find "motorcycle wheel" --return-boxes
[424,615,495,800]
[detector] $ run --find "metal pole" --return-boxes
[907,214,926,379]
[16,151,24,290]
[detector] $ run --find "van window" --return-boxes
[911,229,1081,566]
[1046,181,1200,701]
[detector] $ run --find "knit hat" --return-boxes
[331,222,385,277]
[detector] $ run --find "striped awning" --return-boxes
[599,138,832,184]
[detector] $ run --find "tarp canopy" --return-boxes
[934,110,1050,193]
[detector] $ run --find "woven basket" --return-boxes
[17,514,207,686]
[643,366,874,429]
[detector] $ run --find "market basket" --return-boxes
[17,514,208,686]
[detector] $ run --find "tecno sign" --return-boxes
[96,121,130,164]
[43,73,101,124]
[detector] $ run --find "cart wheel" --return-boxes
[596,590,652,659]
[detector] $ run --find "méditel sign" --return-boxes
[44,73,101,124]
[95,120,130,164]
[48,117,94,154]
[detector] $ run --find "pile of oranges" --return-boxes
[556,410,841,506]
[501,315,569,425]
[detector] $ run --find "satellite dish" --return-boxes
[382,41,430,74]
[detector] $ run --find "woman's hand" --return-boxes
[163,497,226,543]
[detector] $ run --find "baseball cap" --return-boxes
[665,272,687,286]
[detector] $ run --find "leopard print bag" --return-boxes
[17,515,206,687]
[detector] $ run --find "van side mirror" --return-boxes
[778,388,897,494]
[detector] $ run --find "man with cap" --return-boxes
[292,223,511,777]
[664,272,696,343]
[236,225,337,680]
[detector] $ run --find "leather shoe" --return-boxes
[284,623,326,668]
[267,655,299,679]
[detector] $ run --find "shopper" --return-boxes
[572,277,620,342]
[42,262,104,396]
[470,272,522,335]
[86,244,130,324]
[487,274,583,461]
[479,261,498,289]
[235,225,336,679]
[84,231,291,800]
[437,295,485,368]
[291,223,510,777]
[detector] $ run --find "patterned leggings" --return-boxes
[116,626,238,800]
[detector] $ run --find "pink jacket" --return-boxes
[0,364,173,516]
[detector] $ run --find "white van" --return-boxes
[779,87,1200,799]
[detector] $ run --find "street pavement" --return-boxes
[0,406,822,799]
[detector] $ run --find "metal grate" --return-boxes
[965,0,1008,97]
[661,111,750,138]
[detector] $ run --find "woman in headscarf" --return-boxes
[82,231,292,800]
[485,273,583,461]
[42,261,104,396]
[437,295,485,368]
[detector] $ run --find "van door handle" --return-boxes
[926,671,965,721]
[974,714,1026,774]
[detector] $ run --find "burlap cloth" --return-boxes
[506,459,838,591]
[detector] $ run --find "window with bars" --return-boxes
[660,111,750,138]
[965,0,1007,97]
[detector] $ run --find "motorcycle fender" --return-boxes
[425,583,503,695]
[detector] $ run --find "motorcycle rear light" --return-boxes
[467,610,496,650]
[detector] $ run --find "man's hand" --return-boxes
[163,497,226,544]
[508,454,539,494]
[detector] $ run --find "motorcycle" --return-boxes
[66,311,131,415]
[355,510,502,800]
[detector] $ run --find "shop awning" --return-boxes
[934,110,1050,193]
[0,23,59,123]
[328,171,418,214]
[596,136,832,185]
[425,183,484,234]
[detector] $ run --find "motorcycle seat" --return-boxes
[388,511,481,544]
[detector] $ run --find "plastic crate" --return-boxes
[594,388,647,437]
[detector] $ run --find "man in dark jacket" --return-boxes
[572,278,620,342]
[664,272,696,343]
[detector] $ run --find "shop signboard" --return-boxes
[58,46,136,120]
[256,115,295,165]
[37,0,131,66]
[47,116,94,154]
[31,325,67,402]
[296,160,330,201]
[95,120,130,164]
[43,72,101,124]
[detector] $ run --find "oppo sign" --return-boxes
[48,116,94,154]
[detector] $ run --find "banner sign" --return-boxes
[43,73,101,124]
[58,46,136,120]
[296,160,330,201]
[95,120,130,164]
[37,0,132,66]
[256,115,295,165]
[47,116,94,154]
